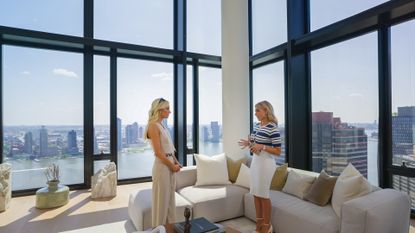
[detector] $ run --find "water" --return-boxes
[8,134,380,191]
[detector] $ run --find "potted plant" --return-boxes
[44,163,60,191]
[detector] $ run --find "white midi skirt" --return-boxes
[250,151,276,199]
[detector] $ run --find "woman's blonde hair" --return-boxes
[255,100,278,124]
[144,98,170,139]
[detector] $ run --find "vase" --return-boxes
[47,180,60,192]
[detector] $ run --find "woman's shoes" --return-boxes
[252,218,264,233]
[261,223,273,233]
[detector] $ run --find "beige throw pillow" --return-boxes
[194,153,232,186]
[270,163,288,191]
[331,163,372,217]
[234,163,250,189]
[304,170,337,206]
[282,170,316,199]
[227,156,247,183]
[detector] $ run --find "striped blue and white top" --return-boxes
[251,122,281,147]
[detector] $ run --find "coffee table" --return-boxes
[164,223,241,233]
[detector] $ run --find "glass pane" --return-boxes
[3,46,84,190]
[311,33,378,185]
[198,67,222,155]
[187,0,221,55]
[94,160,111,174]
[392,175,415,209]
[0,0,83,36]
[94,56,110,156]
[117,59,173,179]
[94,0,173,49]
[252,0,287,54]
[391,20,415,168]
[252,62,286,165]
[310,0,388,31]
[187,65,194,150]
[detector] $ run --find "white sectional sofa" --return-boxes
[128,166,411,233]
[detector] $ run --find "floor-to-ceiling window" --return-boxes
[252,62,286,164]
[3,46,84,190]
[198,67,223,156]
[117,59,173,179]
[311,33,379,185]
[391,19,415,208]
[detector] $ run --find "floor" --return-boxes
[0,183,413,233]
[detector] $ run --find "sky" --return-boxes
[1,0,414,126]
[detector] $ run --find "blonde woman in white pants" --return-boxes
[145,98,182,227]
[239,101,281,233]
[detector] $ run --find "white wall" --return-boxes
[221,0,250,159]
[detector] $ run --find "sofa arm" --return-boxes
[340,189,410,233]
[175,166,197,191]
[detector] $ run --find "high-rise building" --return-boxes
[312,112,368,177]
[392,106,415,157]
[67,130,79,155]
[211,121,220,143]
[126,122,139,144]
[24,132,33,154]
[39,126,48,157]
[138,126,144,139]
[117,118,122,151]
[201,126,210,142]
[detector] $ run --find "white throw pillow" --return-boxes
[234,163,250,189]
[331,163,372,217]
[282,170,316,199]
[194,153,232,186]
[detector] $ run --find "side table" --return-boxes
[35,184,69,209]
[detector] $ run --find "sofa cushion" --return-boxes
[227,156,247,183]
[178,185,249,222]
[282,170,316,199]
[244,191,339,233]
[270,163,288,191]
[332,163,372,217]
[175,166,197,191]
[194,154,231,186]
[128,188,192,231]
[304,170,337,206]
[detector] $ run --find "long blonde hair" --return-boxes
[144,98,170,139]
[255,100,278,124]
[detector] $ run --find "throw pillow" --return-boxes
[304,170,337,206]
[234,163,250,189]
[194,153,232,186]
[331,163,372,217]
[269,163,288,191]
[282,170,316,199]
[227,156,248,183]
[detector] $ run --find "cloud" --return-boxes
[349,93,364,98]
[152,72,173,81]
[21,71,31,76]
[53,68,78,78]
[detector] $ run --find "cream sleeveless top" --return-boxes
[156,123,175,154]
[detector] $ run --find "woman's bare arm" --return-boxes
[147,123,176,170]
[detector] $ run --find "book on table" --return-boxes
[174,217,219,233]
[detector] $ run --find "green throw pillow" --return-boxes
[227,157,247,183]
[270,163,288,191]
[304,170,337,206]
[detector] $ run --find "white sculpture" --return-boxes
[0,163,12,212]
[91,162,117,199]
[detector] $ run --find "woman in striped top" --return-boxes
[238,101,281,233]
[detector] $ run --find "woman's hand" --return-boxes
[250,143,263,155]
[171,164,181,172]
[238,138,250,149]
